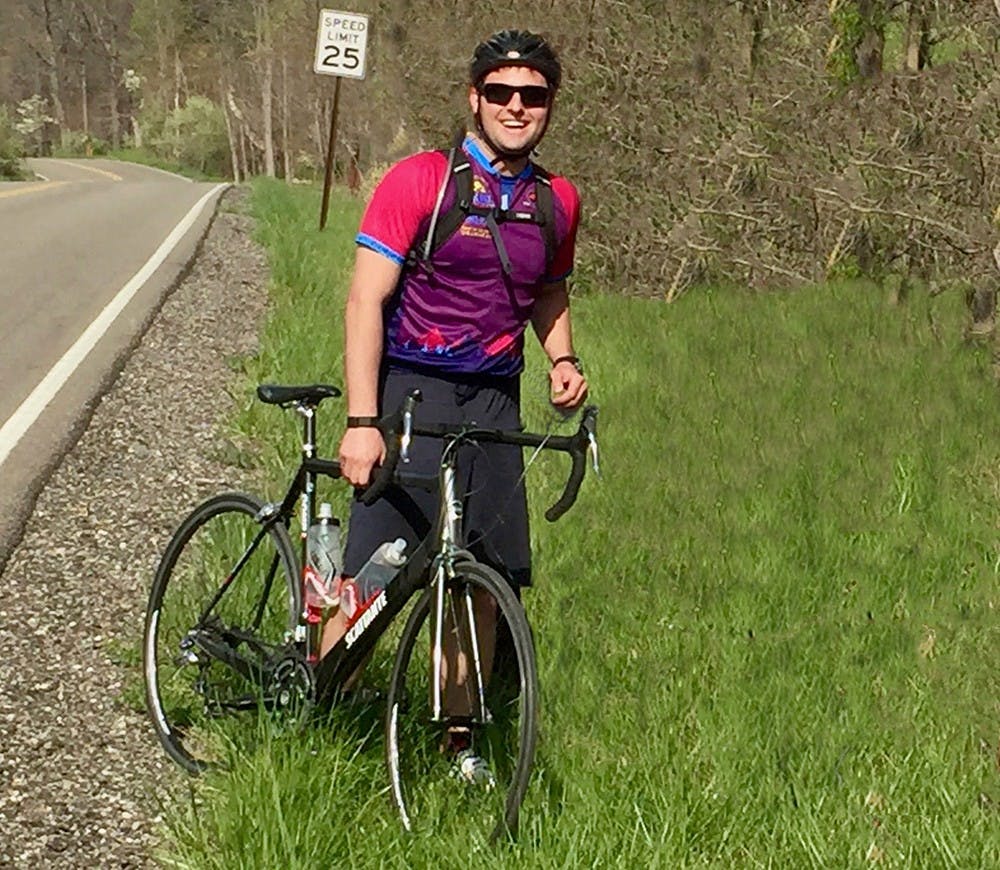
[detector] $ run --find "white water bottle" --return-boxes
[341,538,407,618]
[304,503,342,609]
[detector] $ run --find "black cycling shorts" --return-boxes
[342,364,532,587]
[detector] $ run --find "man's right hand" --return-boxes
[338,427,386,488]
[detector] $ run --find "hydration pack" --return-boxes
[407,140,557,276]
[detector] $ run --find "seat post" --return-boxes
[296,402,318,544]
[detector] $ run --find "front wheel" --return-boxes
[385,560,538,843]
[143,492,301,773]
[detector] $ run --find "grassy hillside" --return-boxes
[155,178,1000,868]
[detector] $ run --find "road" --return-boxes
[0,158,227,566]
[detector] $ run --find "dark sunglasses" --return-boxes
[479,82,551,109]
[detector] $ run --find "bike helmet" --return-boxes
[469,29,562,91]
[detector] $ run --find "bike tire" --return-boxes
[385,560,538,843]
[143,492,301,774]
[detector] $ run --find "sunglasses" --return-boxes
[479,82,551,109]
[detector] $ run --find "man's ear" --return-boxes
[468,85,480,116]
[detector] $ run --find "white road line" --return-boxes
[0,182,229,470]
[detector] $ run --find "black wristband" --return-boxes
[551,355,583,374]
[346,416,379,429]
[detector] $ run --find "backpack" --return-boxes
[407,139,557,276]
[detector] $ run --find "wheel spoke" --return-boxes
[385,561,537,842]
[143,493,300,773]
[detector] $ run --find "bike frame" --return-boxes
[186,391,595,713]
[263,402,480,710]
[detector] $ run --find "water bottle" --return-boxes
[305,503,342,597]
[304,503,342,659]
[340,538,407,620]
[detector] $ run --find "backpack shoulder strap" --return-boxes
[532,163,558,272]
[426,150,472,257]
[411,146,473,265]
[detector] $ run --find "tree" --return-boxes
[828,0,890,83]
[903,0,934,71]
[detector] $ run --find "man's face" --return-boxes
[469,66,551,158]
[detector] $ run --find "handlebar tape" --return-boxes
[545,440,586,521]
[359,432,400,505]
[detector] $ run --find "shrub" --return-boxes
[0,106,25,180]
[151,96,230,177]
[53,130,110,157]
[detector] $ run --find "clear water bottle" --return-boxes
[340,538,407,619]
[305,503,342,600]
[304,503,342,659]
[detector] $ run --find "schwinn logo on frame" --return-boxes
[344,590,387,648]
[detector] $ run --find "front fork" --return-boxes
[430,462,489,724]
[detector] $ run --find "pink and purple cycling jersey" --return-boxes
[356,137,580,376]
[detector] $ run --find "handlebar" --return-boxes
[360,390,422,507]
[359,389,599,522]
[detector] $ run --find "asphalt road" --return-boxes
[0,158,227,567]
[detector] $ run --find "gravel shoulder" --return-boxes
[0,187,271,868]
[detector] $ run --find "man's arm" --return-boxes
[531,279,588,410]
[338,247,403,487]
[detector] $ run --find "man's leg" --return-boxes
[440,586,498,717]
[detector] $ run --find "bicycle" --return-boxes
[143,382,599,841]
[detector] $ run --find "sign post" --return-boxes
[314,10,369,230]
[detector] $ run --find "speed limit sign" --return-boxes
[314,10,369,79]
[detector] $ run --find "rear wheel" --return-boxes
[385,560,538,842]
[143,492,301,773]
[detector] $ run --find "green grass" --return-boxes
[152,177,1000,867]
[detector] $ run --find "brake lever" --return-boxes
[583,406,600,477]
[400,389,423,463]
[588,429,600,477]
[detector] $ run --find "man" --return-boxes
[329,29,588,780]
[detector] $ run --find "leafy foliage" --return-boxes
[149,95,230,177]
[0,105,26,180]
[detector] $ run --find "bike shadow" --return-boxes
[309,686,388,753]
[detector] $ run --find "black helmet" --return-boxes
[470,29,562,91]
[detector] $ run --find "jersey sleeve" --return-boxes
[546,176,581,282]
[356,151,449,264]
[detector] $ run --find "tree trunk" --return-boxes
[174,47,181,110]
[41,0,67,148]
[262,55,275,177]
[255,0,276,177]
[312,97,326,170]
[239,121,248,179]
[155,18,168,110]
[223,82,241,183]
[740,1,765,74]
[80,60,89,136]
[855,0,885,80]
[108,57,120,148]
[346,143,361,193]
[904,1,932,71]
[282,54,292,181]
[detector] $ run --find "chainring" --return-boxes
[268,652,316,721]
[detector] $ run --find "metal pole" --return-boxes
[319,77,342,231]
